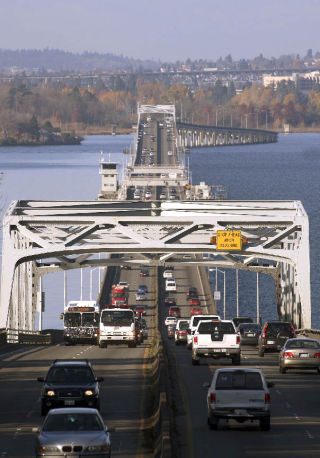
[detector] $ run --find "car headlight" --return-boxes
[85,445,110,452]
[46,390,55,396]
[39,446,60,452]
[84,389,96,396]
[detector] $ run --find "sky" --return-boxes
[0,0,319,62]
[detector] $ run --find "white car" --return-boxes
[160,192,166,199]
[205,368,272,431]
[168,150,173,156]
[165,279,176,291]
[163,269,174,279]
[135,291,147,301]
[165,316,177,326]
[118,281,129,289]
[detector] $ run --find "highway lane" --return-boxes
[0,266,155,457]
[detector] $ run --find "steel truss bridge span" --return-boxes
[0,199,310,330]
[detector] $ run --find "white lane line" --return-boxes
[305,430,314,439]
[294,414,301,421]
[13,427,21,439]
[285,401,291,409]
[276,389,281,395]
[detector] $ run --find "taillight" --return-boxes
[236,335,240,344]
[314,353,320,358]
[283,352,294,358]
[262,324,267,338]
[194,336,198,344]
[210,393,216,402]
[265,393,270,403]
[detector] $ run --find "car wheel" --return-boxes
[99,342,107,348]
[175,341,180,345]
[232,355,241,365]
[41,403,48,416]
[208,416,218,430]
[192,357,200,365]
[260,416,270,431]
[279,364,286,374]
[258,349,264,357]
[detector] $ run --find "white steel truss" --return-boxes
[0,199,310,329]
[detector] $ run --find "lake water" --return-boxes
[0,133,319,328]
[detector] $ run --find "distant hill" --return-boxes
[0,48,160,73]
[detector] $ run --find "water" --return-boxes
[0,133,319,328]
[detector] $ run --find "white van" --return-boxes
[165,278,176,291]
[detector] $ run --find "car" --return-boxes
[174,319,190,344]
[168,150,173,155]
[165,316,177,326]
[135,305,146,316]
[137,285,148,294]
[135,291,147,301]
[187,287,198,299]
[145,192,152,198]
[118,281,129,289]
[163,269,174,278]
[160,192,166,199]
[258,321,295,357]
[237,323,262,346]
[232,316,253,328]
[189,298,200,307]
[279,337,320,373]
[37,360,103,416]
[190,306,202,316]
[140,318,148,340]
[165,279,176,291]
[34,407,112,457]
[139,268,149,277]
[206,368,272,431]
[187,314,221,348]
[164,297,176,307]
[134,319,144,344]
[167,324,176,339]
[169,306,181,317]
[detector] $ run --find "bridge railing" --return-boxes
[5,328,51,344]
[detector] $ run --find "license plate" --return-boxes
[234,409,246,415]
[214,349,226,352]
[246,333,254,337]
[267,340,275,344]
[64,400,75,406]
[300,353,308,358]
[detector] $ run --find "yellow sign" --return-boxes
[216,230,242,250]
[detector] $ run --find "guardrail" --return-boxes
[5,328,51,344]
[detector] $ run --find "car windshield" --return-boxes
[43,413,104,432]
[64,313,81,327]
[178,321,189,330]
[285,339,320,349]
[216,371,263,390]
[239,324,261,332]
[192,316,219,327]
[101,310,133,326]
[47,366,95,384]
[198,322,235,334]
[265,322,292,337]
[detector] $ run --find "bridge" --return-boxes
[177,121,278,147]
[0,103,316,458]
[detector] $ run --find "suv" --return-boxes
[258,321,295,356]
[37,360,103,416]
[206,368,272,430]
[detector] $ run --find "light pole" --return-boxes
[64,271,67,308]
[256,272,260,324]
[236,269,239,316]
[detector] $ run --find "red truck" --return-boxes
[111,284,128,307]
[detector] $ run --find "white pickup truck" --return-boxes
[187,314,221,348]
[192,320,240,365]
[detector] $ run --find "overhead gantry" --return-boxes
[0,199,310,330]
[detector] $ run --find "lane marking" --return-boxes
[305,430,314,439]
[285,401,291,409]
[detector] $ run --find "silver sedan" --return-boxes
[279,337,320,373]
[35,407,112,457]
